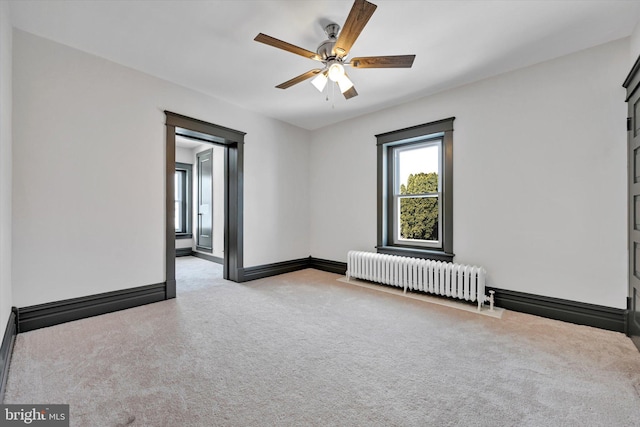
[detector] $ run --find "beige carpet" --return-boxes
[4,256,640,426]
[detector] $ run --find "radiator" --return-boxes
[346,251,493,311]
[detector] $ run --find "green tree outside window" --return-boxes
[399,172,439,241]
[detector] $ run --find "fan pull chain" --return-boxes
[331,81,336,109]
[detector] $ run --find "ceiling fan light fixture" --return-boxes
[327,62,345,82]
[337,74,354,93]
[255,0,415,101]
[311,71,328,92]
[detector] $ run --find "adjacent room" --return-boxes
[174,135,225,263]
[1,0,640,425]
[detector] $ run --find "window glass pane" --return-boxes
[396,143,440,194]
[175,171,183,201]
[393,141,441,245]
[175,171,184,232]
[175,165,192,235]
[398,196,439,242]
[175,201,181,231]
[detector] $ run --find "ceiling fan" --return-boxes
[254,0,416,100]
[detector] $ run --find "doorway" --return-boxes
[165,111,245,298]
[175,138,224,260]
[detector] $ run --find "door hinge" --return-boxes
[628,117,633,132]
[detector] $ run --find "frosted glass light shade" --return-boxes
[311,72,328,92]
[328,63,345,82]
[337,74,354,93]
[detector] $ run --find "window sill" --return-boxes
[376,246,454,263]
[176,233,192,240]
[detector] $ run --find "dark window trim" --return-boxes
[376,117,455,262]
[175,162,192,236]
[389,136,443,249]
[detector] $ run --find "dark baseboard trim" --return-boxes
[286,256,627,334]
[17,283,166,333]
[239,258,310,282]
[309,257,347,275]
[176,247,193,257]
[191,251,224,265]
[301,257,625,333]
[487,287,627,333]
[238,257,347,282]
[12,257,623,337]
[0,308,17,401]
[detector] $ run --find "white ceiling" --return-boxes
[176,135,206,150]
[9,0,640,130]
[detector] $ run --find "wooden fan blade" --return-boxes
[255,33,321,61]
[343,86,358,100]
[350,55,416,68]
[333,0,377,57]
[276,69,323,89]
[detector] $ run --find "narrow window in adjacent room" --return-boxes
[376,117,454,262]
[175,162,192,237]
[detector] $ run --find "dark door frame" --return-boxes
[165,111,245,298]
[624,55,640,350]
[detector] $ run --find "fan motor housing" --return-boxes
[317,39,336,60]
[317,23,342,60]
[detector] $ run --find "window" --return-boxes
[377,118,454,262]
[175,162,192,237]
[393,140,441,247]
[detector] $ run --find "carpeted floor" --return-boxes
[4,256,640,426]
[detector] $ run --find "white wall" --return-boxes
[12,30,311,307]
[0,1,12,334]
[630,21,640,66]
[175,146,193,164]
[310,38,629,309]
